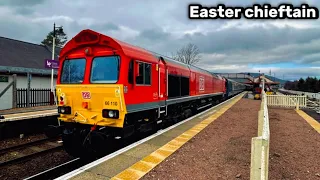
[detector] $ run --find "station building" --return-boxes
[0,36,60,110]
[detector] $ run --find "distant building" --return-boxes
[0,36,60,110]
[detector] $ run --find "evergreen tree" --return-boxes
[284,77,320,93]
[41,27,67,48]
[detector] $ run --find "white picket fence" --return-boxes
[250,91,270,180]
[266,94,307,109]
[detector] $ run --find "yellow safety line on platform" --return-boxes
[296,110,320,133]
[111,93,245,180]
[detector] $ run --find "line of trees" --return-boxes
[284,77,320,93]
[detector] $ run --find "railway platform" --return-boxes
[0,105,58,122]
[54,91,320,180]
[0,105,59,140]
[56,92,252,180]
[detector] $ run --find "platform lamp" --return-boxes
[51,23,64,105]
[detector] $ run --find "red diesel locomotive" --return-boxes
[55,29,238,157]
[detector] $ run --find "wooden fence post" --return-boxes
[12,74,17,108]
[26,73,31,107]
[50,91,54,105]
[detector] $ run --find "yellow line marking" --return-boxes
[143,154,162,164]
[159,146,176,152]
[190,129,201,133]
[111,93,245,180]
[296,110,320,133]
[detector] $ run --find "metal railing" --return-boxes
[266,94,307,110]
[16,88,53,107]
[250,91,270,180]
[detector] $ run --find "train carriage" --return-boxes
[55,29,238,157]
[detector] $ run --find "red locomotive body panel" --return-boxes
[58,29,226,114]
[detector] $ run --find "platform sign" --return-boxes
[45,59,59,69]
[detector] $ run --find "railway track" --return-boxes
[0,137,63,167]
[23,158,86,180]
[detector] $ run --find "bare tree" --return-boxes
[171,43,201,65]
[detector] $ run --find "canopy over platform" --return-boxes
[247,75,280,85]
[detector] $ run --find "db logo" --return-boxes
[82,91,91,99]
[199,76,205,91]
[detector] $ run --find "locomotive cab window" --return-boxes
[60,58,86,84]
[136,61,151,85]
[90,56,120,83]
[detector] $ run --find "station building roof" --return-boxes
[0,36,60,76]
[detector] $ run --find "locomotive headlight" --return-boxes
[58,106,71,114]
[108,111,114,118]
[102,109,119,119]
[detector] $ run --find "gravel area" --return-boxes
[142,98,260,180]
[0,134,47,150]
[0,139,62,167]
[268,108,320,180]
[0,147,35,163]
[0,149,74,180]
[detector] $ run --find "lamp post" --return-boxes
[262,73,265,93]
[51,22,64,93]
[51,23,63,127]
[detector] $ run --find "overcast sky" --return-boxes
[0,0,319,81]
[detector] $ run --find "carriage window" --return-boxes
[90,56,120,83]
[136,62,151,85]
[60,58,86,84]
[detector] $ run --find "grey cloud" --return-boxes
[88,23,120,32]
[0,18,49,43]
[0,0,47,7]
[139,29,170,40]
[43,21,121,43]
[15,7,34,15]
[185,25,320,54]
[123,24,320,67]
[0,14,120,46]
[302,53,320,65]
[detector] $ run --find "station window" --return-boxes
[136,61,151,85]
